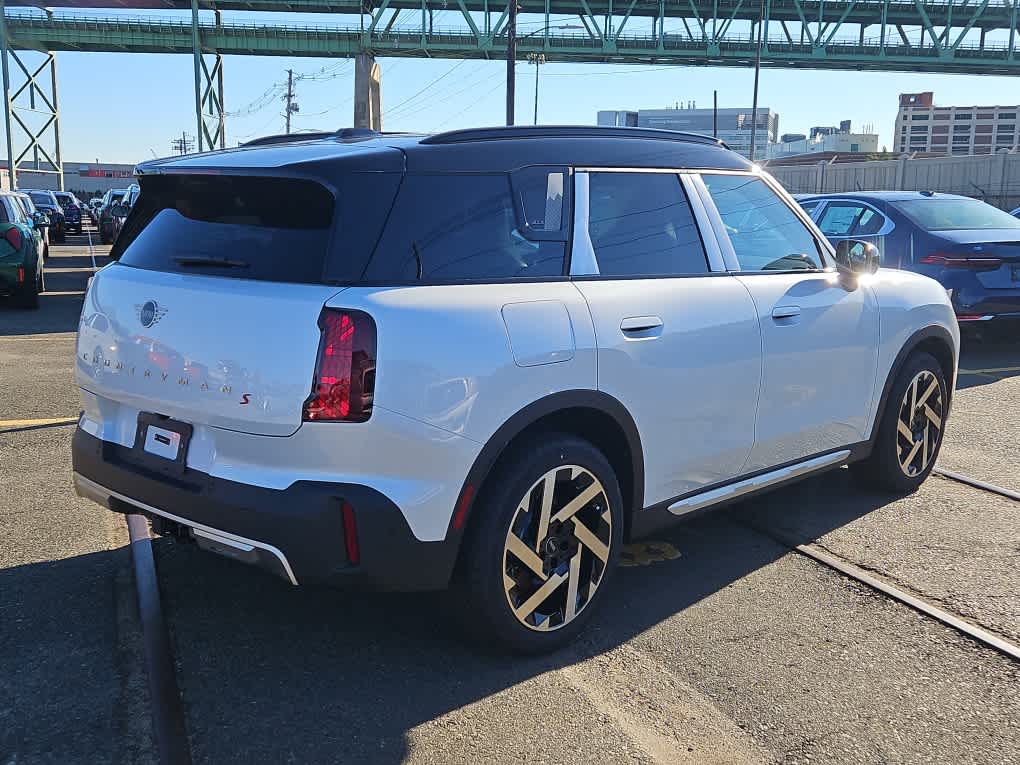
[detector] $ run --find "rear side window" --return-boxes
[587,172,708,277]
[364,172,567,282]
[114,175,335,284]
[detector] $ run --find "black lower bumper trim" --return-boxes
[72,427,459,591]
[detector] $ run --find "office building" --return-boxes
[597,105,778,158]
[895,92,1020,155]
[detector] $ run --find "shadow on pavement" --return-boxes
[956,328,1020,390]
[0,547,152,764]
[0,293,86,336]
[153,469,898,765]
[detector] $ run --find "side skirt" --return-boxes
[629,444,869,541]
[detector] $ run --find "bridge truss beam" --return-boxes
[3,0,1020,75]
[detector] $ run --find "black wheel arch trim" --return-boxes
[448,389,645,539]
[868,324,956,449]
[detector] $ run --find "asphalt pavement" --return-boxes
[1,238,1018,765]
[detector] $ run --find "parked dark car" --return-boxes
[110,184,140,243]
[25,189,65,244]
[98,188,129,244]
[54,191,84,234]
[11,191,50,261]
[0,191,47,308]
[799,191,1020,325]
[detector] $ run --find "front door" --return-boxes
[572,170,762,505]
[700,173,880,473]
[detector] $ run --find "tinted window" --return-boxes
[114,175,335,284]
[817,202,863,236]
[28,191,53,206]
[587,172,707,277]
[366,173,565,282]
[702,174,823,271]
[798,200,820,215]
[894,198,1020,231]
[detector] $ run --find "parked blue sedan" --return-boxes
[798,191,1020,325]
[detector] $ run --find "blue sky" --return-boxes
[8,8,1020,165]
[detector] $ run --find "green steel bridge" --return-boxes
[2,0,1019,186]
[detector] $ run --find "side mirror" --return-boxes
[833,239,880,275]
[32,211,50,228]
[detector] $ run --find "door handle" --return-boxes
[771,305,802,320]
[620,316,664,333]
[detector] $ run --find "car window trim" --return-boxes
[695,170,836,274]
[570,167,725,280]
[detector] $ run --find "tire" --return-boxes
[453,433,624,654]
[852,351,948,493]
[54,232,66,245]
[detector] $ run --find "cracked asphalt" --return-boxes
[1,240,1018,765]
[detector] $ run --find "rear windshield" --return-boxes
[114,175,335,284]
[894,198,1020,231]
[28,191,54,206]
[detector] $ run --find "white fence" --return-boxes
[766,152,1020,211]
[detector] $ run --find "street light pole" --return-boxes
[748,0,766,161]
[505,0,517,126]
[528,53,545,125]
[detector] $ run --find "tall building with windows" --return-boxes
[895,92,1020,155]
[597,106,778,158]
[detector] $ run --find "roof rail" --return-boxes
[421,125,729,148]
[241,127,382,147]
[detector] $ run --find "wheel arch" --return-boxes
[868,324,956,448]
[449,390,645,542]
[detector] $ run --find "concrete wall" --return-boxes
[767,151,1020,210]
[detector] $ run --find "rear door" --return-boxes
[77,173,350,436]
[698,173,880,473]
[571,170,761,505]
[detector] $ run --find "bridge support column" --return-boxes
[0,6,63,191]
[353,53,382,131]
[192,2,225,151]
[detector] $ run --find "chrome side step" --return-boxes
[72,472,299,585]
[667,450,851,516]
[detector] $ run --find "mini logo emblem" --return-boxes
[136,300,167,328]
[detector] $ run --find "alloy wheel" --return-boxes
[502,465,612,632]
[896,369,944,477]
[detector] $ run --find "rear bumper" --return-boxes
[0,262,25,295]
[952,289,1020,321]
[72,426,460,591]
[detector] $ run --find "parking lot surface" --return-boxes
[2,237,1018,764]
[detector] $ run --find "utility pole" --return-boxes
[505,0,517,126]
[748,0,766,161]
[171,132,195,155]
[283,69,298,134]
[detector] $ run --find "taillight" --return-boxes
[919,253,1003,271]
[4,227,22,251]
[302,308,376,422]
[16,267,24,283]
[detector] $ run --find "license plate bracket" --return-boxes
[132,413,193,478]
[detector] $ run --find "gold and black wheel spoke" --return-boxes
[896,370,944,477]
[502,466,611,632]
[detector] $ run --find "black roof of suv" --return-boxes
[135,126,750,176]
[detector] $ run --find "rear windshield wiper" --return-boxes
[173,257,250,269]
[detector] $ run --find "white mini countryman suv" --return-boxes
[73,126,958,653]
